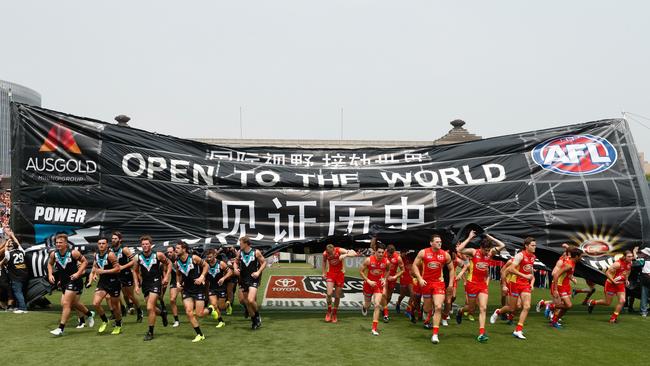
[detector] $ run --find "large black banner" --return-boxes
[10,103,650,282]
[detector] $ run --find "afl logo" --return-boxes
[531,135,617,176]
[274,278,297,287]
[579,239,612,257]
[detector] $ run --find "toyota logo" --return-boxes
[275,278,297,287]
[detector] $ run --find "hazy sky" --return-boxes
[3,1,650,153]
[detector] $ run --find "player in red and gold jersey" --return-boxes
[536,244,571,319]
[490,237,536,340]
[322,244,355,323]
[455,231,505,342]
[360,243,391,336]
[382,244,404,322]
[498,258,518,324]
[412,234,454,344]
[396,251,414,314]
[588,250,635,323]
[547,248,583,328]
[442,252,468,326]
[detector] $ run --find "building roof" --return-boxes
[194,120,482,148]
[433,119,482,145]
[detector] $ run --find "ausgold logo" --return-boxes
[39,124,82,154]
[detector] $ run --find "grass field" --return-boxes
[1,263,647,366]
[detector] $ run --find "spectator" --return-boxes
[638,248,650,317]
[0,238,14,310]
[0,226,29,313]
[0,189,10,227]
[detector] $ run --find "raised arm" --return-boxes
[456,230,477,255]
[485,233,506,255]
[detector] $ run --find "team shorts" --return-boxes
[400,273,412,286]
[239,279,259,292]
[97,280,122,298]
[326,272,345,287]
[143,281,162,297]
[465,281,488,297]
[208,288,227,298]
[363,279,385,296]
[182,291,206,302]
[62,280,83,294]
[422,281,446,297]
[604,281,625,296]
[557,284,572,297]
[509,282,532,297]
[119,275,134,288]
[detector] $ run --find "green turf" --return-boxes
[0,263,647,366]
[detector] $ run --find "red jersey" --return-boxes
[608,258,632,284]
[515,251,536,284]
[367,255,389,282]
[466,249,491,284]
[323,247,344,275]
[387,252,400,276]
[557,257,575,287]
[422,247,448,283]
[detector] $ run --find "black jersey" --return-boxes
[176,255,203,294]
[54,250,80,285]
[138,252,162,285]
[207,260,226,290]
[111,245,132,279]
[238,249,260,281]
[95,251,118,286]
[6,249,29,282]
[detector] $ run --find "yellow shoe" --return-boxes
[209,305,219,320]
[215,320,225,329]
[110,326,122,335]
[226,301,233,315]
[191,334,206,343]
[98,322,108,333]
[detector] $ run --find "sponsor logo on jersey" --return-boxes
[531,135,617,175]
[475,262,489,270]
[522,264,533,273]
